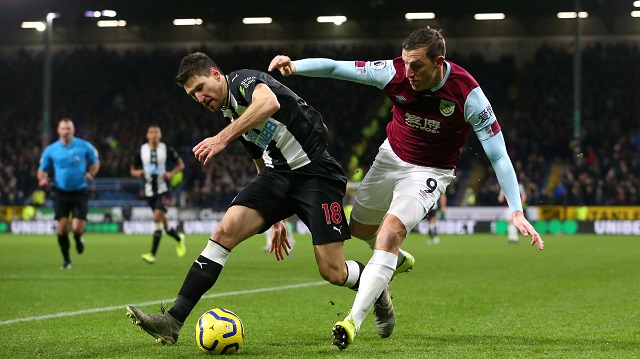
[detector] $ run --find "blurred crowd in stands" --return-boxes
[0,41,638,210]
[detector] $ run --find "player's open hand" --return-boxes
[193,136,227,166]
[268,55,296,77]
[269,220,292,261]
[512,211,544,250]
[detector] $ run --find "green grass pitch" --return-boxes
[0,232,638,358]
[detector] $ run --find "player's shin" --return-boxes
[58,233,71,262]
[168,240,230,323]
[364,237,407,264]
[348,250,397,329]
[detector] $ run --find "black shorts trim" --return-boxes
[147,192,171,212]
[53,188,89,220]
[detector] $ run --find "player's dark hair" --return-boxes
[402,27,446,61]
[175,52,223,86]
[58,118,74,126]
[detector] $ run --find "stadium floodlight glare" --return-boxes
[474,13,505,20]
[557,12,588,19]
[317,16,347,25]
[632,10,640,17]
[85,10,117,18]
[405,12,436,20]
[173,18,203,26]
[97,20,127,27]
[634,1,640,7]
[21,21,46,31]
[242,17,273,24]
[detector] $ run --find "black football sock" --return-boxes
[73,232,84,254]
[151,230,162,255]
[429,223,437,238]
[166,227,181,241]
[169,240,230,322]
[58,233,70,262]
[343,260,366,290]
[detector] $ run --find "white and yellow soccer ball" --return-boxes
[195,308,245,355]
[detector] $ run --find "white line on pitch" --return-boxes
[0,274,178,280]
[0,281,327,326]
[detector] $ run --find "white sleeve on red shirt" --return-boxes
[465,88,523,213]
[292,58,395,89]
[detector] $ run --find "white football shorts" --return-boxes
[351,140,455,232]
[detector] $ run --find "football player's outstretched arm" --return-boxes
[480,132,544,250]
[269,56,392,89]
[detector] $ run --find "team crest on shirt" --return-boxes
[439,100,455,116]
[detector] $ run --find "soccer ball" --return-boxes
[195,308,245,355]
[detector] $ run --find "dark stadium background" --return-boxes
[0,0,638,234]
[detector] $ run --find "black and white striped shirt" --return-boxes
[133,142,180,197]
[221,69,329,170]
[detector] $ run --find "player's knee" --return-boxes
[375,223,407,252]
[212,225,231,242]
[57,221,69,233]
[349,219,377,241]
[153,211,165,222]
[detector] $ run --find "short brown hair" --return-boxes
[174,52,222,86]
[402,27,446,61]
[58,118,74,126]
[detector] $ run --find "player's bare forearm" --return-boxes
[175,158,185,172]
[130,166,143,178]
[37,169,47,181]
[88,162,100,177]
[219,85,279,145]
[193,84,280,166]
[165,159,185,179]
[37,169,48,187]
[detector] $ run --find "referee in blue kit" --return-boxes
[37,118,100,270]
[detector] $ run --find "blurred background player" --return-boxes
[263,216,296,252]
[498,183,526,244]
[426,194,447,245]
[37,118,100,270]
[130,125,186,263]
